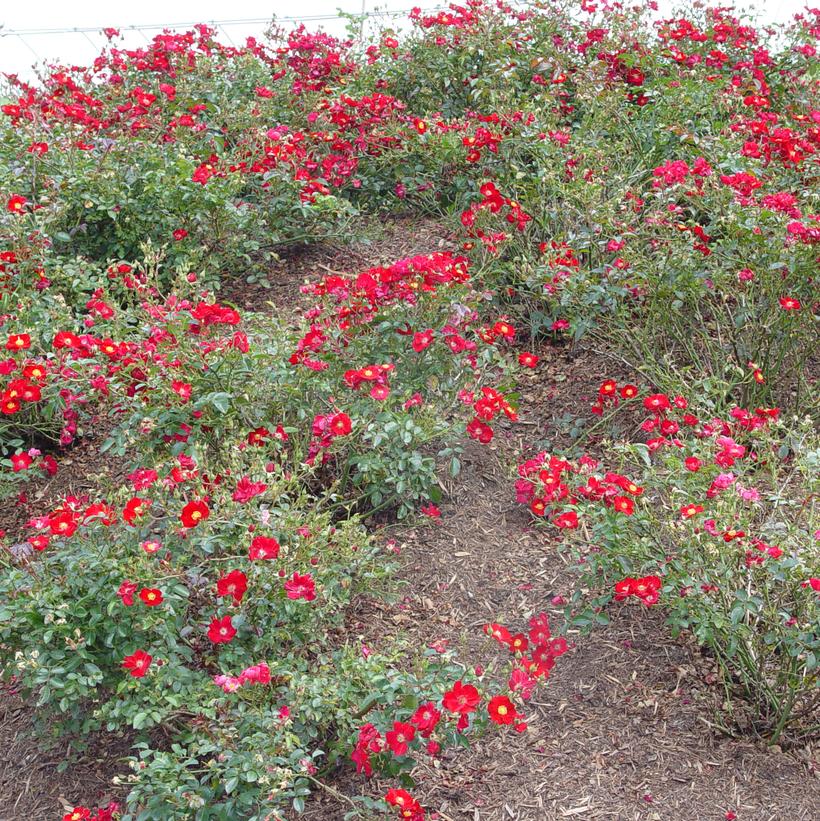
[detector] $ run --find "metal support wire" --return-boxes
[0,2,459,75]
[79,28,102,53]
[14,33,42,64]
[217,24,237,48]
[0,5,446,38]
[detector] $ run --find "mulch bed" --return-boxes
[305,341,818,820]
[0,687,131,819]
[2,218,816,820]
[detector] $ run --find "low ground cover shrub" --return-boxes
[0,248,533,818]
[356,2,819,406]
[515,382,819,742]
[1,1,818,817]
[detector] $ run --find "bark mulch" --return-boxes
[2,220,816,820]
[0,687,131,820]
[306,342,818,820]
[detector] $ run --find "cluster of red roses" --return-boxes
[343,363,394,401]
[353,679,520,799]
[354,612,566,816]
[460,181,533,253]
[517,377,820,620]
[486,612,569,702]
[466,385,518,445]
[462,121,507,163]
[614,575,663,606]
[1,294,249,465]
[1,331,77,446]
[306,252,470,317]
[385,788,426,821]
[62,803,119,821]
[410,4,482,32]
[290,253,476,399]
[515,448,642,526]
[26,496,117,551]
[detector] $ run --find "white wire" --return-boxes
[0,5,447,37]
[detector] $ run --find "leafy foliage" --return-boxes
[1,2,818,819]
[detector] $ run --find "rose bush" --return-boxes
[1,1,818,818]
[515,381,819,742]
[0,243,531,817]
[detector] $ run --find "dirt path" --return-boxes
[378,433,817,820]
[2,220,816,820]
[312,343,818,820]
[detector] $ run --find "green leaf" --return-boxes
[208,393,232,414]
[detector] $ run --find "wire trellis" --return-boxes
[0,3,455,72]
[0,4,446,37]
[0,0,454,75]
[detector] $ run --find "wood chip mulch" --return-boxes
[2,219,816,821]
[305,341,819,821]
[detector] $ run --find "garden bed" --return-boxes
[1,2,818,819]
[1,222,815,820]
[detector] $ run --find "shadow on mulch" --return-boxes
[219,213,457,316]
[0,687,130,820]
